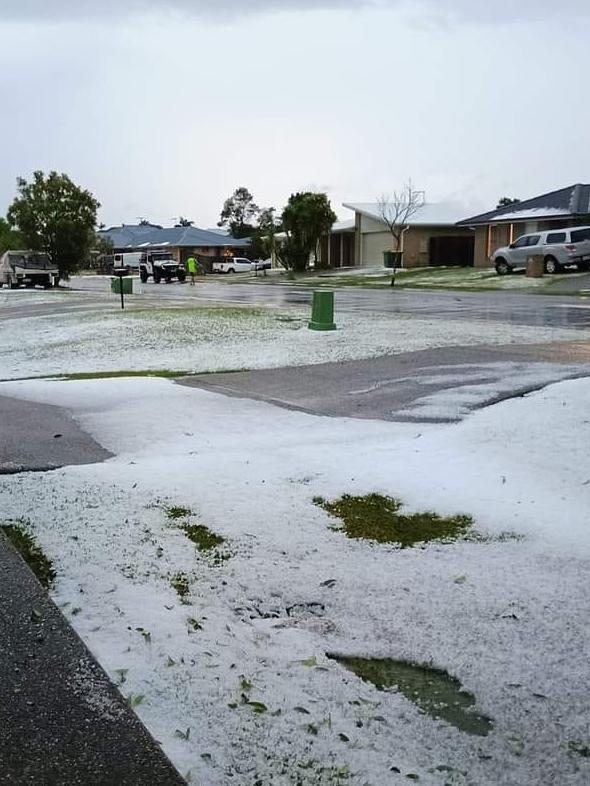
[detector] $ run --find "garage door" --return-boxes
[429,236,475,267]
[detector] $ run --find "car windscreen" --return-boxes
[10,254,51,269]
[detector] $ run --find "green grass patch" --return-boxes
[165,505,194,520]
[170,571,190,600]
[163,504,228,560]
[2,521,56,589]
[314,493,472,548]
[255,265,584,292]
[125,305,266,320]
[56,369,189,381]
[327,654,493,737]
[182,523,225,552]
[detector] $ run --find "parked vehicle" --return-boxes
[0,251,59,289]
[139,251,186,284]
[212,257,253,274]
[493,226,590,275]
[252,258,272,271]
[113,252,141,270]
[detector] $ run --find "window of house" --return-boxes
[546,232,566,243]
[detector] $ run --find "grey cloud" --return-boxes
[1,0,589,22]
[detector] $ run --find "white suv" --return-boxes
[493,226,590,275]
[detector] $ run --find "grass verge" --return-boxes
[1,521,56,588]
[314,493,472,547]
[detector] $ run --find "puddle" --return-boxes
[327,655,493,737]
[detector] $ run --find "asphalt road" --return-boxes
[2,278,590,329]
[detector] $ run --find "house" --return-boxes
[456,184,590,267]
[98,223,250,269]
[319,203,476,269]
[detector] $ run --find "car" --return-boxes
[252,258,272,271]
[493,226,590,275]
[0,250,59,289]
[212,257,253,274]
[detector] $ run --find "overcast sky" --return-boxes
[1,1,589,227]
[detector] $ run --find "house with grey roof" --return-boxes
[98,223,250,269]
[457,184,590,267]
[324,202,476,268]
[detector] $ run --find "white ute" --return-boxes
[0,250,59,289]
[212,257,252,274]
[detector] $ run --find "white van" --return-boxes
[113,252,142,270]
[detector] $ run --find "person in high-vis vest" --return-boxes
[186,256,197,285]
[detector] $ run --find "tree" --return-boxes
[7,171,100,279]
[175,216,194,227]
[280,192,337,272]
[377,181,424,286]
[0,217,25,256]
[496,197,521,209]
[248,207,279,260]
[218,187,260,238]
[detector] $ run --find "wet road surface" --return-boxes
[2,277,590,330]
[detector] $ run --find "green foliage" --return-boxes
[496,196,521,208]
[181,523,225,552]
[7,170,100,279]
[218,186,260,238]
[249,206,280,259]
[165,505,194,520]
[0,217,25,255]
[568,740,590,758]
[314,493,473,547]
[2,522,56,588]
[280,192,337,272]
[170,571,190,600]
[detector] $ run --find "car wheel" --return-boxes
[140,270,148,283]
[495,258,511,276]
[544,256,561,274]
[228,268,235,274]
[577,262,590,273]
[153,274,161,284]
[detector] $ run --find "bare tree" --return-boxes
[377,180,424,286]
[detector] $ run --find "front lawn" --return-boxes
[233,266,587,292]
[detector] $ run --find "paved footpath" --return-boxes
[180,341,590,423]
[0,398,184,786]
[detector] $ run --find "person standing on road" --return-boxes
[186,255,197,285]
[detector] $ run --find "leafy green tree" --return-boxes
[218,187,260,238]
[0,217,25,255]
[175,216,194,227]
[496,197,520,209]
[248,207,279,259]
[280,192,337,272]
[7,171,100,279]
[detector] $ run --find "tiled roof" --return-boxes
[456,184,590,226]
[343,202,473,226]
[99,224,249,249]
